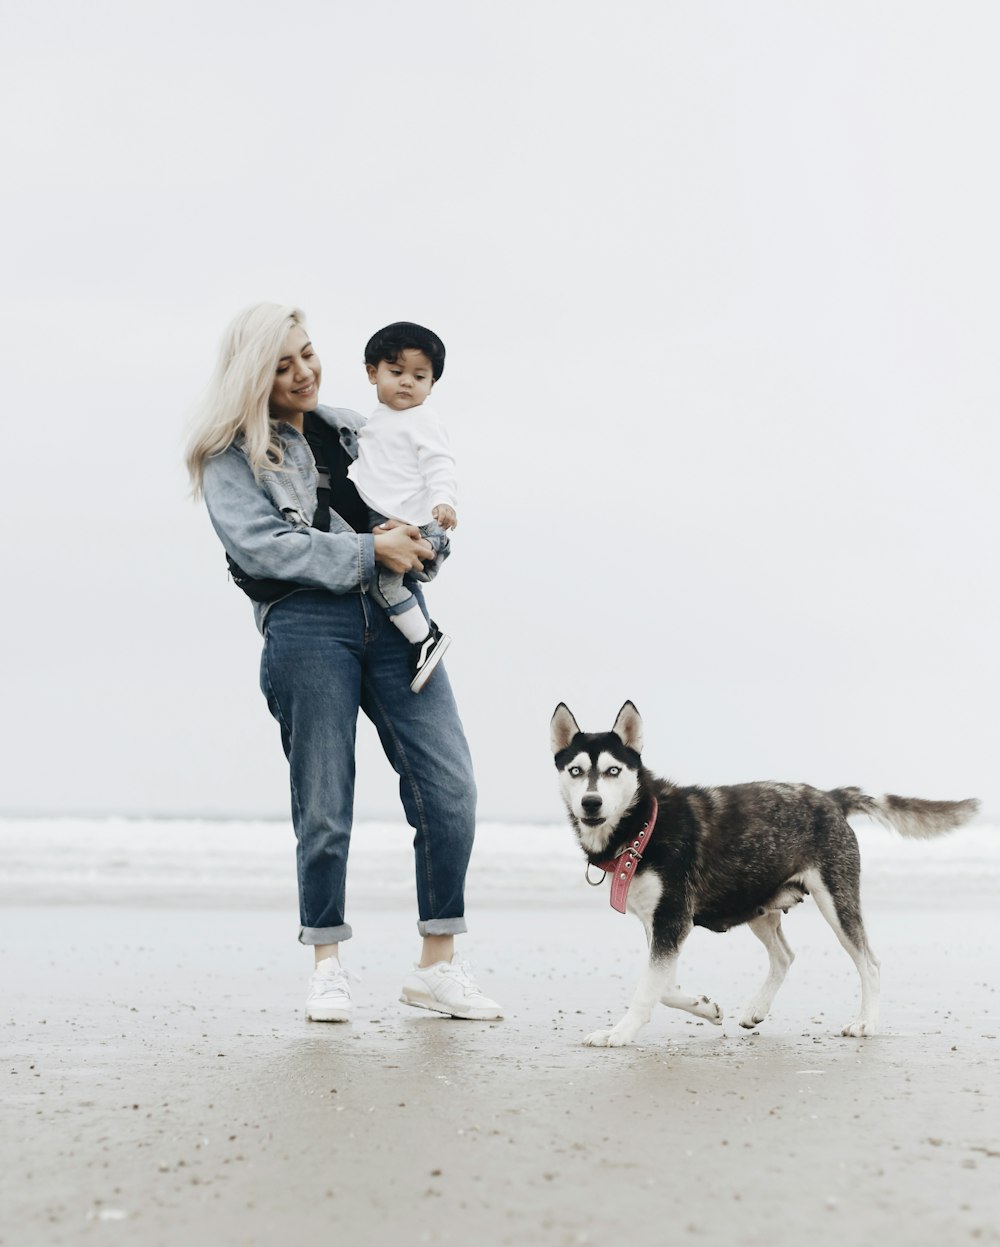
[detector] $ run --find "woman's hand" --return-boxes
[372,520,435,573]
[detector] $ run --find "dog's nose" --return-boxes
[581,794,603,815]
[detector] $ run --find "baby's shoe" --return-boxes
[409,622,451,693]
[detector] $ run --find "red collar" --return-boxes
[592,796,659,914]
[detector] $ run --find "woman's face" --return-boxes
[269,325,322,423]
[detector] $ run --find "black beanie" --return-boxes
[364,321,446,381]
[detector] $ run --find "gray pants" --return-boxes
[367,510,448,617]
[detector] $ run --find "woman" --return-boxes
[186,303,501,1023]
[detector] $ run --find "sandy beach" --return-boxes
[2,823,999,1246]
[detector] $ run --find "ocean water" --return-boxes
[0,817,997,910]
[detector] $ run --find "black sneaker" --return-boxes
[409,622,452,693]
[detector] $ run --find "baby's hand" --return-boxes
[433,504,458,531]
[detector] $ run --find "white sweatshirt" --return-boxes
[347,402,458,527]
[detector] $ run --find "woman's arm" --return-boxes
[203,447,377,594]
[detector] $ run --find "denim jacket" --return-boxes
[202,405,448,631]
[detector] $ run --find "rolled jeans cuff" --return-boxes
[417,917,468,936]
[299,923,353,945]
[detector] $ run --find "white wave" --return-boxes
[0,817,996,908]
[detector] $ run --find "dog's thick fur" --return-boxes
[551,701,979,1046]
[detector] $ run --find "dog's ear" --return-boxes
[611,701,643,754]
[550,703,581,754]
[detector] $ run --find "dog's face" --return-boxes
[550,701,643,854]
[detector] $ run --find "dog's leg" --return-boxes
[584,911,721,1046]
[584,953,681,1047]
[655,935,724,1023]
[803,867,881,1037]
[739,912,794,1029]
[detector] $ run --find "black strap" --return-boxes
[226,554,295,603]
[304,413,370,535]
[303,413,336,532]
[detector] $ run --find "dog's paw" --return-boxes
[841,1018,878,1038]
[694,996,724,1025]
[583,1027,635,1048]
[605,1028,636,1047]
[738,999,768,1029]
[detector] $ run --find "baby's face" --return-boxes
[367,350,435,411]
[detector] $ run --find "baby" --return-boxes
[348,321,457,693]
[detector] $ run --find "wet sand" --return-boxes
[2,900,999,1246]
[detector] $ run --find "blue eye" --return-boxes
[569,766,583,777]
[607,767,621,777]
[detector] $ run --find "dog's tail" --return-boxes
[830,787,980,839]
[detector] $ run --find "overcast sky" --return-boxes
[2,1,997,823]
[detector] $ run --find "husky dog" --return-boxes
[551,701,979,1047]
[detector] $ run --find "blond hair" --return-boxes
[185,302,308,496]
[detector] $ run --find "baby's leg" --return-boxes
[409,520,448,583]
[372,570,429,643]
[367,508,430,643]
[374,520,451,693]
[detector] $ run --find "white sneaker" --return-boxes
[400,956,503,1020]
[306,958,354,1022]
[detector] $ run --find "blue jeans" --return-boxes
[259,588,476,944]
